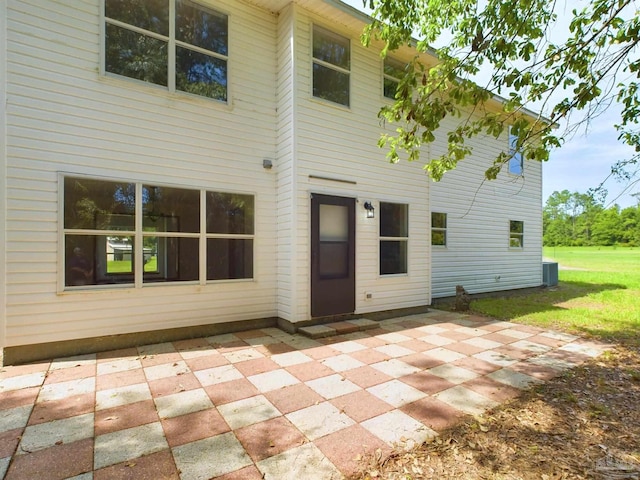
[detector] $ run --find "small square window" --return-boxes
[510,220,524,248]
[431,212,447,246]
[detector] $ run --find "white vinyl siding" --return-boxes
[0,0,7,351]
[4,0,278,347]
[2,0,544,352]
[275,3,297,321]
[291,12,430,319]
[430,119,543,298]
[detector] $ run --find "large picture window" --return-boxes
[104,0,228,101]
[380,202,408,275]
[63,177,253,288]
[312,25,350,106]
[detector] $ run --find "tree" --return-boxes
[362,0,640,192]
[619,205,640,245]
[592,205,623,244]
[543,190,603,245]
[543,190,573,246]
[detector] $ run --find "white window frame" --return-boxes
[509,220,524,248]
[311,24,351,107]
[379,202,409,276]
[59,174,255,292]
[508,126,524,175]
[431,212,447,247]
[102,0,230,102]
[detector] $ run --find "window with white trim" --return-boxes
[508,127,524,175]
[63,176,253,288]
[383,57,405,99]
[509,220,524,248]
[431,212,447,246]
[312,25,350,106]
[380,202,408,275]
[104,0,228,101]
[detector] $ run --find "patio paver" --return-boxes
[0,309,609,479]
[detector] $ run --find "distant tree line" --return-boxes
[543,190,640,246]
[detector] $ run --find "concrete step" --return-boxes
[298,318,378,339]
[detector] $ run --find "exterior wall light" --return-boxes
[364,201,375,218]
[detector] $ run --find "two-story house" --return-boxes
[0,0,543,364]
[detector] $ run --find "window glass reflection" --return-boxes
[380,202,408,275]
[104,0,227,101]
[176,47,227,100]
[508,130,524,175]
[105,0,169,35]
[207,238,253,280]
[143,236,199,282]
[65,236,97,286]
[380,240,408,275]
[206,193,254,234]
[383,57,405,99]
[313,64,349,106]
[65,235,137,286]
[64,177,135,230]
[64,177,255,288]
[176,0,228,54]
[380,203,408,237]
[142,185,200,233]
[105,24,169,86]
[384,58,405,78]
[431,212,448,246]
[313,26,349,69]
[432,212,447,229]
[509,220,524,247]
[432,231,446,246]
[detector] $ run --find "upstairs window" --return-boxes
[431,212,447,246]
[383,57,405,99]
[104,0,228,101]
[509,220,524,248]
[312,25,350,106]
[508,127,524,175]
[380,202,408,275]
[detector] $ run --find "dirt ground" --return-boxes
[352,344,640,480]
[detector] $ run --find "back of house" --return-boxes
[0,0,542,364]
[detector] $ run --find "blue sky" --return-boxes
[544,108,638,209]
[341,0,639,209]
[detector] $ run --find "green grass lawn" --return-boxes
[467,246,640,344]
[107,257,158,273]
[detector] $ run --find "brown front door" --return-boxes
[311,194,355,317]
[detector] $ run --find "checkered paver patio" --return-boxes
[0,310,607,479]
